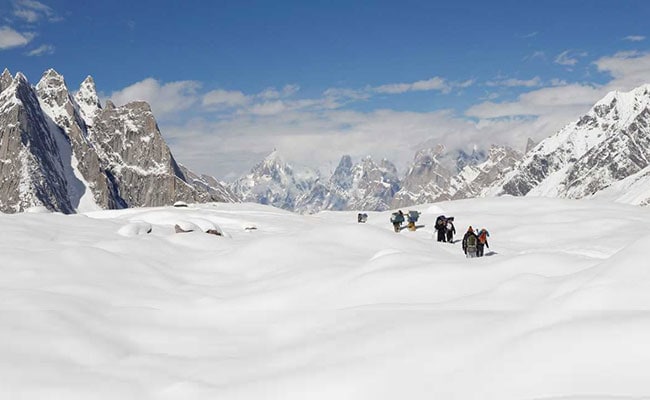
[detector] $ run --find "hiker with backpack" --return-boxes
[406,210,420,231]
[390,210,405,233]
[477,228,490,257]
[445,219,456,243]
[434,215,447,242]
[462,226,479,258]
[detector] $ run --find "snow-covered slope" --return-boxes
[2,197,650,399]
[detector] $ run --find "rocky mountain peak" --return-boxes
[13,72,28,85]
[42,68,63,79]
[0,68,12,93]
[36,68,73,112]
[330,155,354,190]
[74,75,102,126]
[525,137,537,153]
[231,149,319,211]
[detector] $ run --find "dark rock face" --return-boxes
[0,73,73,213]
[451,145,522,199]
[391,148,452,208]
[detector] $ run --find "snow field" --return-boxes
[1,198,650,399]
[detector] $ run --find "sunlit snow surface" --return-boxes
[2,198,650,399]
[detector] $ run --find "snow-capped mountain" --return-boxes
[179,164,239,203]
[73,75,102,127]
[346,156,401,211]
[391,147,453,208]
[489,84,650,204]
[0,68,235,213]
[454,146,486,172]
[35,68,115,211]
[450,145,522,200]
[231,150,320,210]
[0,71,74,213]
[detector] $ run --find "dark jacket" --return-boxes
[462,231,478,253]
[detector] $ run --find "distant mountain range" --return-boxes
[231,144,520,212]
[3,67,650,214]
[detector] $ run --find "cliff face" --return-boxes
[0,68,236,213]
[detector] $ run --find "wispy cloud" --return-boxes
[520,31,538,39]
[0,25,34,49]
[25,43,54,56]
[554,50,588,67]
[374,76,451,94]
[523,51,546,62]
[486,76,541,88]
[623,35,645,42]
[13,0,61,23]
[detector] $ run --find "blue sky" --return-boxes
[2,0,650,179]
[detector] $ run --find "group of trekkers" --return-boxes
[462,226,490,258]
[390,211,490,258]
[389,210,422,232]
[434,215,456,243]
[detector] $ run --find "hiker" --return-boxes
[462,226,479,258]
[477,228,490,257]
[445,219,456,243]
[435,215,447,242]
[358,213,368,223]
[407,210,420,231]
[390,210,405,232]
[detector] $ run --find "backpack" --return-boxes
[391,212,404,223]
[478,232,487,244]
[466,234,477,247]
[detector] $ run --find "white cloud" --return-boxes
[554,50,588,66]
[13,0,60,23]
[109,78,201,119]
[594,51,650,89]
[623,35,645,42]
[466,84,603,119]
[486,77,541,87]
[247,101,288,116]
[202,89,249,108]
[257,84,300,99]
[113,50,650,181]
[25,43,54,56]
[0,25,34,49]
[375,76,450,94]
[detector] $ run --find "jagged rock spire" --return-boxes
[0,68,13,93]
[74,75,102,127]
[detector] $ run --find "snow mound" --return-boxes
[117,221,152,236]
